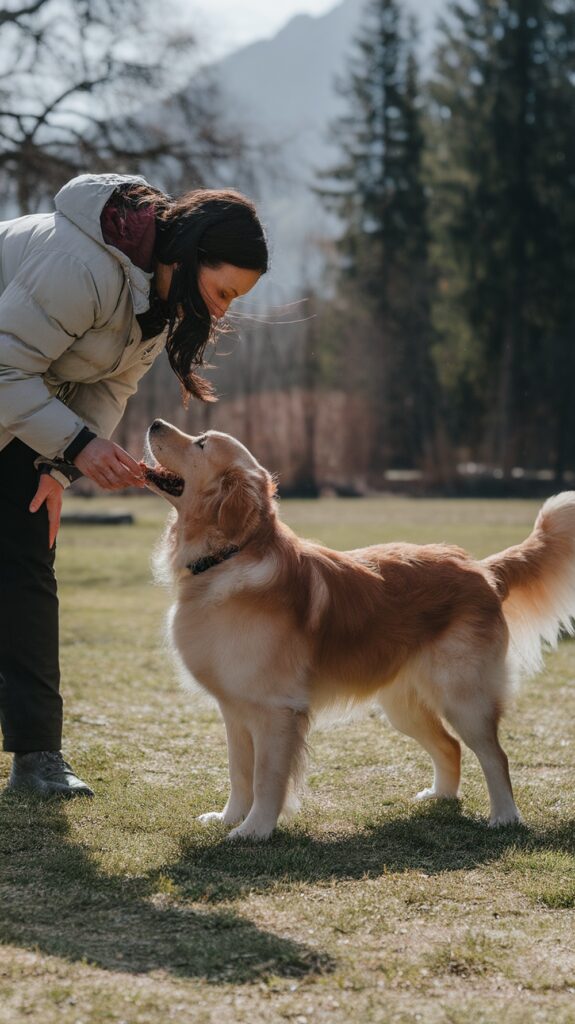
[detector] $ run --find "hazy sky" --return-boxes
[180,0,445,61]
[184,0,348,59]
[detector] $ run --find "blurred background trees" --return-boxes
[317,0,444,483]
[430,0,575,484]
[2,0,574,493]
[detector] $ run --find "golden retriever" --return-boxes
[144,419,575,839]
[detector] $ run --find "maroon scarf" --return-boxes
[100,192,156,272]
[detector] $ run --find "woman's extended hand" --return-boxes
[29,475,63,548]
[73,438,145,490]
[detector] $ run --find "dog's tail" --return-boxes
[482,492,575,675]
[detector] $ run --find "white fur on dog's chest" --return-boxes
[169,586,310,708]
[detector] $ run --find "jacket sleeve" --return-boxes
[0,250,101,458]
[66,339,164,440]
[33,347,163,489]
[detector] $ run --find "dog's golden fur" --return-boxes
[145,420,575,839]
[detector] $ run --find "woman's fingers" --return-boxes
[105,450,145,488]
[29,475,63,548]
[90,464,130,490]
[114,446,142,471]
[47,494,62,548]
[29,476,50,514]
[74,438,145,489]
[113,450,146,487]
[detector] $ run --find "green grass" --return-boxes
[1,494,574,1023]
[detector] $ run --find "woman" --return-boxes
[0,172,268,797]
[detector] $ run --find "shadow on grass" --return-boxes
[0,792,333,983]
[2,791,573,980]
[168,800,575,903]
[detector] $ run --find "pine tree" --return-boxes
[431,0,575,479]
[319,0,442,479]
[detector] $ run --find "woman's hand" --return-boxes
[74,438,145,490]
[29,475,63,549]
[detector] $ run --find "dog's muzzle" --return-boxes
[143,465,185,497]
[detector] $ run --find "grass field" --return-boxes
[0,494,574,1024]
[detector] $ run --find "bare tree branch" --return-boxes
[0,0,257,214]
[0,0,49,27]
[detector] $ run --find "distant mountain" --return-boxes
[210,0,447,298]
[216,0,363,173]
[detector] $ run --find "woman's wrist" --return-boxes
[37,461,81,488]
[64,427,98,463]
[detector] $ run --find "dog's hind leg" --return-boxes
[227,705,309,840]
[198,702,254,826]
[442,692,521,827]
[436,649,521,827]
[377,683,461,801]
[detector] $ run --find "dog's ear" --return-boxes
[216,467,266,542]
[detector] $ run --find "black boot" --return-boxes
[7,751,94,798]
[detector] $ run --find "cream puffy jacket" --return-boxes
[0,173,166,485]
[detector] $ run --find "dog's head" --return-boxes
[144,420,277,551]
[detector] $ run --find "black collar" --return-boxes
[187,545,240,576]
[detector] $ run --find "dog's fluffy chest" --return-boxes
[168,585,310,707]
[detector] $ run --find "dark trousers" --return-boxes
[0,439,62,752]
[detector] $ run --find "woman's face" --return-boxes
[198,262,261,320]
[154,261,261,318]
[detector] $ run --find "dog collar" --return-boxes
[187,545,240,576]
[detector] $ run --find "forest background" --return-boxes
[1,0,574,496]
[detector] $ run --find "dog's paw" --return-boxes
[225,822,273,842]
[197,811,226,825]
[488,809,523,828]
[415,787,459,802]
[415,787,437,802]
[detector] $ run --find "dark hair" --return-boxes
[129,184,268,401]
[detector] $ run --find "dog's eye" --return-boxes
[195,436,207,450]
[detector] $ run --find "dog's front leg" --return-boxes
[227,706,308,841]
[198,703,254,826]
